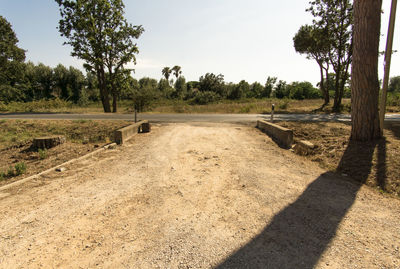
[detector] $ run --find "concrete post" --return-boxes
[271,104,275,122]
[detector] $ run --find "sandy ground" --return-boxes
[0,123,399,269]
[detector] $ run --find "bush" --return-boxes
[14,162,26,176]
[279,99,290,110]
[190,91,220,105]
[38,149,47,160]
[387,92,400,106]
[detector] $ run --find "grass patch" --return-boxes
[0,119,130,150]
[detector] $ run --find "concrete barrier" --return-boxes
[294,140,315,155]
[114,120,150,145]
[257,120,293,148]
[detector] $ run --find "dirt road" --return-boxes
[0,123,399,268]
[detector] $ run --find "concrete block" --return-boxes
[294,140,315,156]
[141,122,151,133]
[114,120,150,145]
[257,120,293,148]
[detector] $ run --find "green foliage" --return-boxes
[172,65,182,79]
[38,149,48,160]
[55,0,144,112]
[274,80,289,99]
[158,78,174,99]
[287,81,321,100]
[249,82,264,98]
[229,80,249,100]
[389,76,400,92]
[14,162,26,176]
[278,99,290,110]
[0,171,5,181]
[199,73,226,98]
[0,15,26,87]
[129,77,159,111]
[7,166,14,177]
[307,0,353,110]
[162,67,172,81]
[263,77,277,98]
[190,91,220,105]
[173,76,187,99]
[387,92,400,107]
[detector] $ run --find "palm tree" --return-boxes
[172,65,182,79]
[162,67,171,81]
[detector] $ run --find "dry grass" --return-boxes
[150,98,352,114]
[0,119,131,186]
[0,98,359,114]
[278,121,400,197]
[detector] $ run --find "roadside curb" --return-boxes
[0,143,117,192]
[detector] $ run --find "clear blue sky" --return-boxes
[1,0,399,85]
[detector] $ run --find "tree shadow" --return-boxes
[216,139,381,269]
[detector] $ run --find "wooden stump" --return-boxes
[32,135,66,150]
[141,122,151,133]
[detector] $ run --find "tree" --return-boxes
[229,80,249,100]
[172,65,182,79]
[0,16,26,87]
[162,67,172,81]
[389,76,400,92]
[250,82,264,98]
[174,76,187,99]
[350,0,382,141]
[294,25,330,105]
[198,73,226,97]
[263,76,277,98]
[307,0,353,111]
[55,0,144,113]
[274,80,289,99]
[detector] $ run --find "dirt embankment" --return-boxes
[0,123,399,268]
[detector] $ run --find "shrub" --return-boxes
[7,166,14,177]
[190,91,220,105]
[279,99,290,110]
[38,149,48,160]
[14,162,26,176]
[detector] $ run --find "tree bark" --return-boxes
[351,0,382,141]
[97,68,111,113]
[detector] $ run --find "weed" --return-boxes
[279,99,290,110]
[14,162,26,176]
[7,166,14,177]
[38,148,48,160]
[0,172,5,181]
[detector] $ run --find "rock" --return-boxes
[56,167,66,172]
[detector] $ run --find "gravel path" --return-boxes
[0,123,399,268]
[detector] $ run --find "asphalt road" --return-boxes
[0,113,399,123]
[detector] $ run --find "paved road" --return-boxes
[0,112,399,122]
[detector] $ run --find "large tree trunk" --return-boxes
[318,63,329,106]
[351,0,382,141]
[97,68,111,113]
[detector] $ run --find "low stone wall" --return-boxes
[114,120,150,145]
[257,120,293,148]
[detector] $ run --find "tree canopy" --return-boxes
[0,15,26,87]
[55,0,144,112]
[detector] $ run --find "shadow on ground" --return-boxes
[216,139,385,269]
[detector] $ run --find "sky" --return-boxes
[0,0,399,85]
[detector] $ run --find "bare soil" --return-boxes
[279,121,400,197]
[0,120,130,186]
[0,123,399,268]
